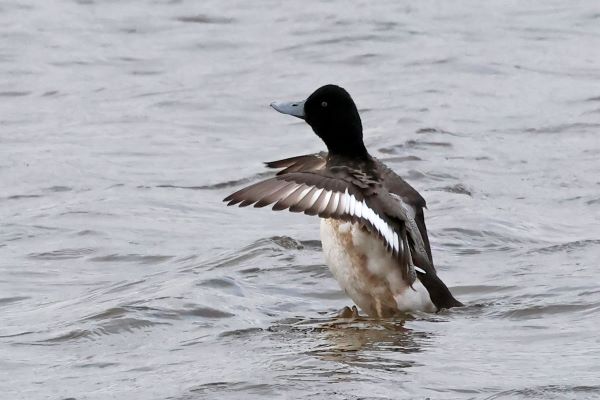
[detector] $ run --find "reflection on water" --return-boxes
[299,318,421,371]
[1,0,600,399]
[286,316,413,350]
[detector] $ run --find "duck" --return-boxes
[224,84,462,317]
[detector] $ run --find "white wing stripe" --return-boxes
[354,198,362,218]
[343,189,351,214]
[354,195,360,216]
[319,190,333,213]
[329,191,339,212]
[320,189,423,273]
[308,188,324,207]
[364,206,373,224]
[385,226,393,248]
[297,186,312,201]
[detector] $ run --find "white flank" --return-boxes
[320,219,436,315]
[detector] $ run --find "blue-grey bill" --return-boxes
[270,100,305,119]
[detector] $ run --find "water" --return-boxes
[1,0,600,398]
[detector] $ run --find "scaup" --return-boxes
[224,84,462,317]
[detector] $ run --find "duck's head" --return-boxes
[271,84,368,158]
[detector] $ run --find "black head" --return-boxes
[271,84,368,158]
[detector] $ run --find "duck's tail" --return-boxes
[418,271,463,310]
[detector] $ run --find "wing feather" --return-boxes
[290,186,320,212]
[254,181,297,208]
[323,191,340,217]
[305,189,332,216]
[272,184,307,211]
[265,153,327,175]
[224,161,433,285]
[224,154,462,309]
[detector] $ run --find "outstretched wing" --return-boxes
[224,165,432,283]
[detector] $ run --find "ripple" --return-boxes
[378,141,452,155]
[499,303,597,320]
[379,155,422,163]
[269,235,305,250]
[38,318,166,344]
[276,34,387,52]
[416,127,462,136]
[75,362,119,369]
[2,0,600,396]
[405,169,459,183]
[188,381,274,397]
[528,239,600,254]
[0,91,30,97]
[485,384,600,399]
[338,52,383,65]
[406,139,453,148]
[157,172,273,190]
[431,183,473,196]
[524,122,600,134]
[196,277,245,297]
[104,280,146,295]
[299,239,322,250]
[75,229,101,236]
[218,327,264,338]
[179,306,235,319]
[40,329,90,343]
[44,185,72,192]
[197,235,311,273]
[436,226,539,252]
[451,285,518,296]
[4,194,42,200]
[28,248,96,260]
[0,296,30,306]
[175,15,235,24]
[197,277,239,289]
[89,254,173,264]
[41,90,60,97]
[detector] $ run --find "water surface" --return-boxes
[1,1,600,399]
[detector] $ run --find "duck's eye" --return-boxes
[321,101,328,108]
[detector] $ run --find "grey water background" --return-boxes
[1,0,600,399]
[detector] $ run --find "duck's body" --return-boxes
[224,85,461,316]
[321,218,435,316]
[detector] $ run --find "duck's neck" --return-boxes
[316,124,369,160]
[327,139,369,159]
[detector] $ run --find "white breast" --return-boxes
[320,218,435,317]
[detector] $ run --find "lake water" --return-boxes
[1,1,600,399]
